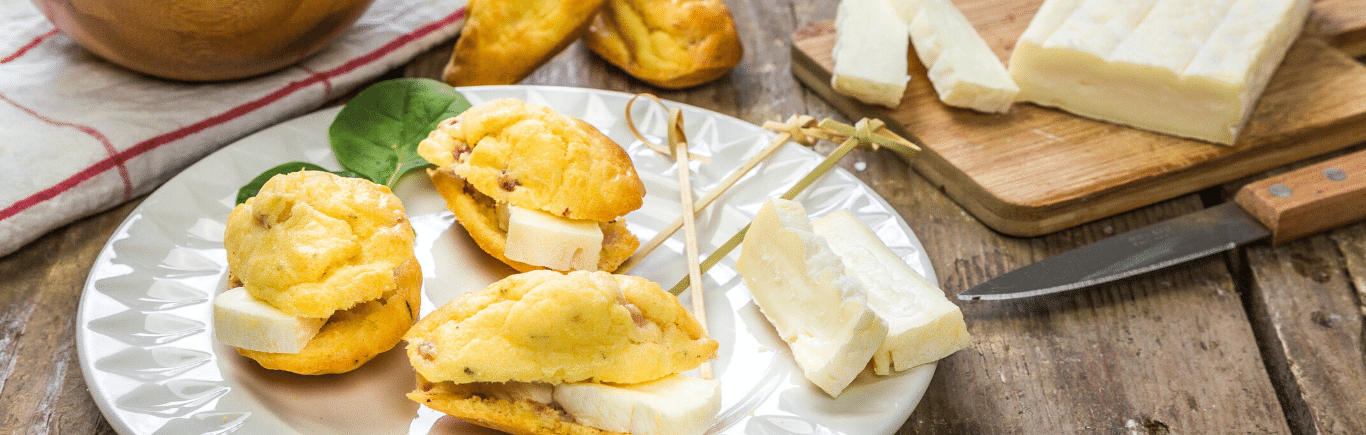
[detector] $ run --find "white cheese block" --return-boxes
[811,210,970,375]
[735,198,888,397]
[503,204,603,271]
[1008,0,1311,144]
[893,0,1019,113]
[830,0,911,108]
[213,287,326,354]
[554,375,721,435]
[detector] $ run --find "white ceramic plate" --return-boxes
[77,86,936,435]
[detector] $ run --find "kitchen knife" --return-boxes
[958,148,1366,301]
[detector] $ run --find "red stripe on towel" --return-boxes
[1,29,58,64]
[297,65,334,100]
[0,7,467,223]
[0,93,134,199]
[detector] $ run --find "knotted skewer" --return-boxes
[617,114,822,273]
[665,117,920,295]
[625,94,712,379]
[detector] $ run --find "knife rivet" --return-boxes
[1324,167,1347,182]
[1268,184,1293,198]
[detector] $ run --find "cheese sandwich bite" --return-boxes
[217,170,421,375]
[418,98,645,273]
[406,270,720,435]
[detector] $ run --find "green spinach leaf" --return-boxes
[328,78,471,188]
[234,162,360,205]
[235,78,471,204]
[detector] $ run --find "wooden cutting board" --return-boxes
[792,0,1366,237]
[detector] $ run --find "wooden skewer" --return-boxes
[624,95,710,163]
[616,115,821,274]
[668,109,712,379]
[667,118,919,295]
[626,94,712,378]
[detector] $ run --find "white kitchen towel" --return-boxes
[0,0,467,257]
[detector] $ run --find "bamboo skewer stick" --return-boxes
[666,118,919,295]
[616,115,821,274]
[626,94,713,378]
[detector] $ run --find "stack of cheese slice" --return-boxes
[736,198,970,397]
[830,0,1017,112]
[894,0,1019,113]
[830,0,910,108]
[736,198,888,397]
[812,210,971,375]
[1009,0,1311,144]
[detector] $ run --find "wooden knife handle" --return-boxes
[1233,148,1366,245]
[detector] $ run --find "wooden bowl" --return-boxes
[33,0,376,81]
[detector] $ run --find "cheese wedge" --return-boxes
[554,374,721,435]
[892,0,1019,113]
[1008,0,1311,144]
[503,204,604,271]
[830,0,911,108]
[736,198,887,397]
[213,287,326,354]
[812,210,970,375]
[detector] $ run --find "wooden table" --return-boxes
[3,1,1364,434]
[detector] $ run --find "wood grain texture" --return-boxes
[1234,148,1366,244]
[905,187,1290,434]
[1244,232,1366,435]
[4,1,1363,435]
[791,0,1366,237]
[0,199,137,435]
[1312,0,1366,57]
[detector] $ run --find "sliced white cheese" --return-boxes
[554,374,721,435]
[1008,0,1311,144]
[503,204,603,271]
[213,287,326,354]
[830,0,911,108]
[735,198,888,397]
[893,0,1019,113]
[811,210,970,375]
[496,200,512,232]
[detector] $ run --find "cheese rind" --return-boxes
[553,374,721,435]
[895,0,1019,113]
[830,0,911,108]
[1008,0,1311,144]
[213,287,326,354]
[503,205,603,271]
[736,198,887,397]
[811,210,970,375]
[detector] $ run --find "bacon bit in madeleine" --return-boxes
[418,341,437,360]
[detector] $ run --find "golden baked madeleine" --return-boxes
[405,270,719,435]
[443,0,608,86]
[221,170,421,375]
[418,98,645,272]
[405,270,716,385]
[583,0,744,89]
[409,379,617,435]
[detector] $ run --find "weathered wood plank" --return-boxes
[0,199,138,435]
[1243,226,1366,435]
[883,174,1291,433]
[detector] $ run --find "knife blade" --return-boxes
[959,147,1366,301]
